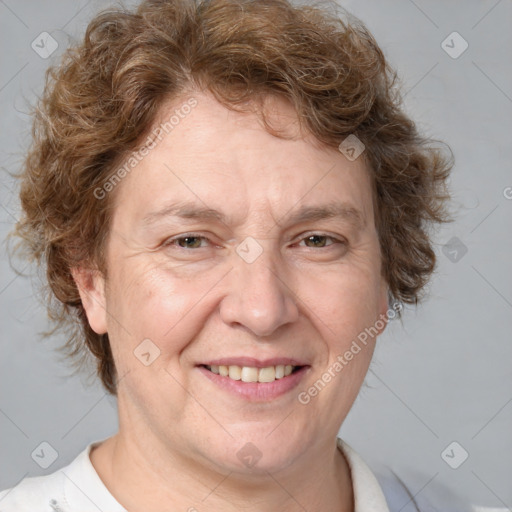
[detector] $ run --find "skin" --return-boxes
[73,91,389,512]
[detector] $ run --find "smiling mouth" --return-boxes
[201,364,304,383]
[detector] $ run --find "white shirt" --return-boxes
[0,437,474,511]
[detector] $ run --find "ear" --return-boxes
[71,267,108,335]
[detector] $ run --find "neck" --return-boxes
[90,432,354,512]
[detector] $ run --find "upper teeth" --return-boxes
[206,364,295,383]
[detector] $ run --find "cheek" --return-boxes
[299,261,383,347]
[297,266,381,415]
[104,259,216,366]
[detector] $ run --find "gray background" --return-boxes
[0,0,511,509]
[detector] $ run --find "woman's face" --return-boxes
[81,92,389,474]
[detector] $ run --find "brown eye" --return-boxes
[303,235,332,248]
[176,236,205,249]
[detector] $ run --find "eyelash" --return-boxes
[163,232,346,250]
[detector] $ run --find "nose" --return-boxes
[219,247,299,337]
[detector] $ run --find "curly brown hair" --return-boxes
[12,0,452,395]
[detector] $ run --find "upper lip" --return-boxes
[199,357,309,368]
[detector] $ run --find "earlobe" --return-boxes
[71,267,108,335]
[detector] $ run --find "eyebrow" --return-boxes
[280,202,366,230]
[141,200,366,230]
[142,201,228,226]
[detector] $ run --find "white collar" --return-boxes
[337,438,390,511]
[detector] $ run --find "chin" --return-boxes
[202,430,306,475]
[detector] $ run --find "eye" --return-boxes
[166,234,209,249]
[299,234,342,248]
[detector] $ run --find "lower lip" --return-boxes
[197,366,310,402]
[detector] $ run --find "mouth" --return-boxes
[196,359,310,401]
[200,363,303,383]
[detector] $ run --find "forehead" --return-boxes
[111,91,374,228]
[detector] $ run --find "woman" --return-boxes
[1,0,454,510]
